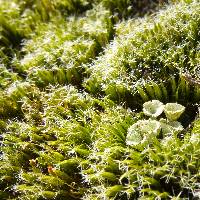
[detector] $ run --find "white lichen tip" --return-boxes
[164,103,185,121]
[143,100,164,118]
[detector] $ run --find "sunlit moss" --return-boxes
[0,0,200,199]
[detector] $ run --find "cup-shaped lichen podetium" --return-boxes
[126,122,143,146]
[160,118,184,136]
[168,121,184,132]
[143,100,164,118]
[164,103,185,121]
[126,120,161,146]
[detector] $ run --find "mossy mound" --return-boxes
[0,0,200,199]
[84,1,200,106]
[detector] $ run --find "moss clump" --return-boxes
[0,0,200,199]
[84,1,200,106]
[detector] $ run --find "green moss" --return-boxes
[84,1,200,106]
[0,0,200,199]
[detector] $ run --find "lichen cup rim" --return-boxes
[160,118,183,135]
[164,103,185,121]
[126,119,161,146]
[143,100,164,118]
[140,119,161,135]
[126,121,143,146]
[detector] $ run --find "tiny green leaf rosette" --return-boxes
[164,103,185,121]
[143,100,164,118]
[126,119,161,146]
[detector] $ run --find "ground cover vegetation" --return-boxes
[0,0,200,199]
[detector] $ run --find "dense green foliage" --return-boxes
[0,0,200,199]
